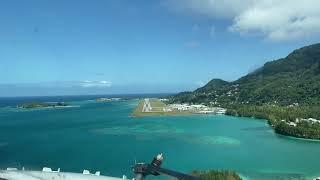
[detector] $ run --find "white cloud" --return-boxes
[99,80,110,84]
[166,0,320,41]
[83,80,93,83]
[165,0,254,18]
[195,81,205,87]
[80,80,112,88]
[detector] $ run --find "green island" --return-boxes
[17,102,69,109]
[190,170,241,180]
[168,43,320,140]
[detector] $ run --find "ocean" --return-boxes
[0,95,319,180]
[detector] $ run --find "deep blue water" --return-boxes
[0,95,320,180]
[0,94,170,107]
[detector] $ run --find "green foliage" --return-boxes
[225,104,320,139]
[225,105,320,121]
[274,121,320,139]
[191,170,241,180]
[195,79,230,93]
[18,102,68,109]
[18,102,51,109]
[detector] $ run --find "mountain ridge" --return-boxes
[170,43,320,106]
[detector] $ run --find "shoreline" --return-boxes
[226,113,320,141]
[132,99,320,141]
[17,105,79,110]
[132,99,226,117]
[131,99,193,117]
[275,132,320,142]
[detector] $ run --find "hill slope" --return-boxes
[170,43,320,106]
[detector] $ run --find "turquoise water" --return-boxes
[0,97,320,180]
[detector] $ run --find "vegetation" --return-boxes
[169,43,320,139]
[274,121,320,139]
[225,105,320,139]
[225,105,320,122]
[191,170,241,180]
[18,102,68,109]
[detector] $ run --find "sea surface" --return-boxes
[0,95,320,180]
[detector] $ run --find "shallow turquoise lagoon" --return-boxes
[0,98,319,179]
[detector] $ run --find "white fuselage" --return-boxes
[0,170,128,180]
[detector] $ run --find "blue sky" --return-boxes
[1,0,320,96]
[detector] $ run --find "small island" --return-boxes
[96,97,122,102]
[17,102,70,109]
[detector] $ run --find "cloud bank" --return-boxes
[80,80,112,88]
[166,0,320,41]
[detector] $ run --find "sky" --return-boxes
[1,0,320,97]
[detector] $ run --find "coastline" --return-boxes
[131,99,227,117]
[17,105,79,111]
[131,99,192,117]
[130,99,320,179]
[226,110,320,141]
[2,96,320,179]
[133,98,320,141]
[219,104,320,141]
[275,133,320,143]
